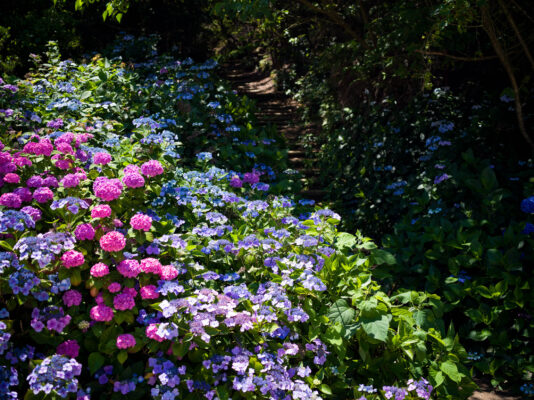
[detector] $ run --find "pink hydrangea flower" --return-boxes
[130,214,152,231]
[141,160,164,177]
[23,139,53,156]
[75,223,95,241]
[3,173,20,184]
[160,265,179,280]
[117,259,140,278]
[52,154,74,170]
[122,287,137,298]
[93,152,112,165]
[140,258,162,274]
[14,187,32,202]
[57,340,80,358]
[113,293,135,310]
[61,250,85,268]
[26,175,44,188]
[43,176,59,187]
[33,187,54,203]
[13,156,31,167]
[146,323,165,342]
[140,285,159,300]
[122,173,145,188]
[116,334,136,349]
[113,218,123,227]
[21,206,42,222]
[107,282,121,293]
[60,174,80,188]
[95,293,104,304]
[93,177,122,201]
[56,142,74,155]
[0,193,21,208]
[91,204,111,219]
[63,290,82,307]
[100,231,126,252]
[90,304,114,321]
[90,262,109,277]
[123,165,140,175]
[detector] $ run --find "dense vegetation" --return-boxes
[0,0,533,399]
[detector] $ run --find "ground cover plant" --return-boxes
[0,36,477,399]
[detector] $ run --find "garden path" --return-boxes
[221,61,325,202]
[221,60,520,400]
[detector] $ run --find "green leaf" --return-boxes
[440,360,461,382]
[480,166,498,191]
[80,91,92,100]
[361,314,391,342]
[319,384,332,395]
[117,350,128,364]
[434,371,445,387]
[88,352,105,375]
[371,249,396,265]
[336,233,356,250]
[327,299,356,327]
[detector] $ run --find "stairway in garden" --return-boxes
[221,61,325,202]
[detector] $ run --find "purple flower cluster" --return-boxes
[27,355,82,397]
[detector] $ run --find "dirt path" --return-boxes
[220,60,522,400]
[221,61,325,202]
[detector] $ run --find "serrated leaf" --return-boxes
[327,299,355,327]
[361,314,391,342]
[336,232,356,250]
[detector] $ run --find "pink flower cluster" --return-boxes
[108,282,121,293]
[91,204,111,219]
[60,174,80,188]
[122,173,145,188]
[90,262,109,277]
[61,250,85,268]
[0,192,21,208]
[140,285,159,299]
[23,138,54,157]
[75,223,95,241]
[140,160,164,177]
[63,290,82,307]
[93,176,122,201]
[90,304,114,322]
[117,259,140,278]
[116,334,136,349]
[33,187,54,203]
[93,152,112,165]
[130,213,152,231]
[100,231,126,252]
[113,292,135,310]
[146,323,165,342]
[57,339,80,358]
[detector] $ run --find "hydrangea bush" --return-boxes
[0,37,474,399]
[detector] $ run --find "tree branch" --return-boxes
[481,5,534,151]
[497,0,534,70]
[415,49,498,62]
[295,0,366,47]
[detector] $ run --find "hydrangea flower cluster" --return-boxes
[27,355,82,397]
[0,37,451,400]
